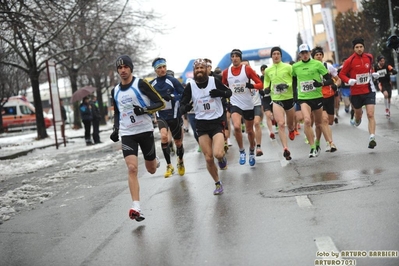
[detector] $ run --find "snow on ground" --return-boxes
[0,122,124,223]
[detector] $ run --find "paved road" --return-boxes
[0,101,398,266]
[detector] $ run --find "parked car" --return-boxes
[1,96,52,131]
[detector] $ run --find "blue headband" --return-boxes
[153,59,166,69]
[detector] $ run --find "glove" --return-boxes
[276,83,289,92]
[246,83,254,89]
[110,127,119,142]
[184,102,193,112]
[313,79,323,88]
[258,89,265,97]
[348,79,357,86]
[209,89,226,98]
[372,72,380,79]
[264,88,271,95]
[133,105,147,115]
[331,84,338,91]
[163,94,174,101]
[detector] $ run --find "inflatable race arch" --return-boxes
[180,47,293,83]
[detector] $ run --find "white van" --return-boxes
[1,96,52,131]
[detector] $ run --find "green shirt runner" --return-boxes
[292,59,328,100]
[264,61,293,101]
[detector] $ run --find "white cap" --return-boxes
[298,44,311,53]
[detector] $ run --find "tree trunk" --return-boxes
[30,71,48,140]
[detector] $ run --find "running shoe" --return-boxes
[345,106,349,113]
[239,151,246,165]
[350,118,361,127]
[213,182,224,195]
[294,129,300,135]
[241,124,246,133]
[386,108,390,118]
[164,164,175,178]
[283,148,291,160]
[256,147,263,156]
[270,132,275,140]
[330,142,337,152]
[334,117,338,124]
[218,155,227,170]
[249,151,256,166]
[197,146,202,152]
[156,156,161,168]
[309,148,318,158]
[289,130,295,141]
[129,208,145,222]
[177,160,185,176]
[325,142,331,152]
[368,137,377,149]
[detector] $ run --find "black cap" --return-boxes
[260,64,268,71]
[116,55,133,71]
[352,37,365,48]
[230,49,242,60]
[377,55,385,62]
[270,47,282,56]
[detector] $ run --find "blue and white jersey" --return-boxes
[113,78,153,136]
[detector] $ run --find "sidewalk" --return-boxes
[0,122,114,160]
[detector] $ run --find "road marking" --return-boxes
[295,195,313,208]
[314,236,341,259]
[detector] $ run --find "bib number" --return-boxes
[300,80,315,93]
[356,73,370,85]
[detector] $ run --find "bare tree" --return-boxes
[0,0,85,139]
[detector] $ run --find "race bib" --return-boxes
[300,80,316,93]
[199,99,217,114]
[356,73,370,84]
[377,69,387,77]
[232,83,246,94]
[273,84,288,94]
[121,109,145,128]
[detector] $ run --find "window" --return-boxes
[20,105,33,115]
[3,106,17,115]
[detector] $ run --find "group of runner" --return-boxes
[109,36,398,222]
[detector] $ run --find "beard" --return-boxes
[194,71,208,83]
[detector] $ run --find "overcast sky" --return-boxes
[138,0,301,75]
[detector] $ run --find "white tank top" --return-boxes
[190,77,224,120]
[113,78,154,136]
[227,64,254,110]
[251,89,262,106]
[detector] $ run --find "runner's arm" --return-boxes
[179,84,193,115]
[215,79,232,98]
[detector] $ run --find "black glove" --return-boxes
[163,94,173,101]
[258,89,265,96]
[185,102,193,112]
[331,84,338,91]
[264,88,271,95]
[246,83,254,89]
[209,89,226,98]
[110,127,119,142]
[133,105,147,115]
[276,83,289,92]
[313,79,323,88]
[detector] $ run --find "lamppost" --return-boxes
[388,0,399,90]
[279,0,311,45]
